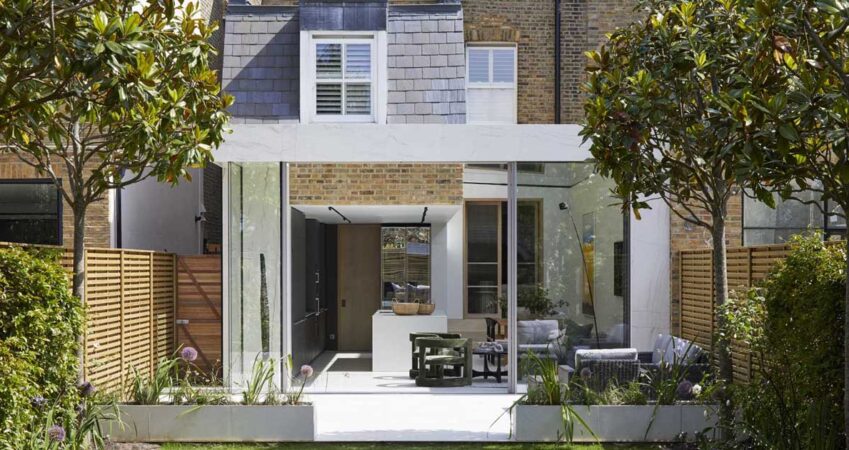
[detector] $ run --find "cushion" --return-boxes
[517,320,560,345]
[651,334,674,365]
[655,336,703,365]
[575,348,638,368]
[561,318,594,340]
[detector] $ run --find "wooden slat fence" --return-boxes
[0,243,175,396]
[176,255,222,377]
[679,243,793,383]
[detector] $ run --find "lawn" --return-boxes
[161,444,662,450]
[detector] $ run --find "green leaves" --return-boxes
[0,0,231,219]
[580,0,782,222]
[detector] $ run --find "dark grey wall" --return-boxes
[386,4,466,124]
[222,6,300,123]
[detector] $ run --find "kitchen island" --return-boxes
[371,310,448,372]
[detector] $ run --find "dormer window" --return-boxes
[305,36,378,122]
[315,40,373,116]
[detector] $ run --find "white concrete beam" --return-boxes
[213,124,590,163]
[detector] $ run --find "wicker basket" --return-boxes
[417,303,436,315]
[392,302,419,315]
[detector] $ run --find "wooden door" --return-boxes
[337,224,381,351]
[176,255,222,376]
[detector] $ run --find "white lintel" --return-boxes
[213,123,591,163]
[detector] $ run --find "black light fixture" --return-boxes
[328,206,351,224]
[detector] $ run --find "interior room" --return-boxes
[224,162,629,394]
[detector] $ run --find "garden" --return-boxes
[2,0,849,448]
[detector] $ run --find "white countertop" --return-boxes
[371,309,449,372]
[372,310,447,319]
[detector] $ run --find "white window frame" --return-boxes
[465,44,518,124]
[300,31,387,124]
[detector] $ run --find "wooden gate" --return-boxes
[176,255,222,377]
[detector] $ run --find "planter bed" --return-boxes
[107,404,315,442]
[512,404,718,443]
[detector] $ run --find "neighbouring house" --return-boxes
[0,0,842,394]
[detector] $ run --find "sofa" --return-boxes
[516,320,562,359]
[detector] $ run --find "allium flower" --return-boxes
[579,367,593,379]
[181,346,198,362]
[691,384,703,397]
[300,365,314,379]
[47,425,66,442]
[676,380,694,400]
[30,396,47,409]
[78,381,96,398]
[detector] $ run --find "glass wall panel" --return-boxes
[515,163,627,377]
[227,163,282,387]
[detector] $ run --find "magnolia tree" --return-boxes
[580,0,780,429]
[0,0,231,374]
[753,0,849,442]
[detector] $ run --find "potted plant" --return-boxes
[109,350,316,442]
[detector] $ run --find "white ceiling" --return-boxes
[293,204,461,225]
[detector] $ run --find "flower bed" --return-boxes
[512,404,717,442]
[107,404,315,442]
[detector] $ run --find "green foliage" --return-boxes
[580,0,779,217]
[129,356,180,405]
[720,234,844,449]
[242,356,276,406]
[749,0,849,212]
[519,352,597,443]
[0,0,232,194]
[28,391,120,450]
[0,247,84,449]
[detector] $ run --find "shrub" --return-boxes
[720,233,844,449]
[0,247,84,448]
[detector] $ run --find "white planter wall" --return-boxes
[108,405,315,442]
[512,404,718,443]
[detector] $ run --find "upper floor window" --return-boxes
[466,46,517,124]
[0,180,62,245]
[313,38,375,121]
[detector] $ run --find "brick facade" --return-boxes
[463,0,638,124]
[289,163,463,205]
[668,193,743,333]
[0,154,112,248]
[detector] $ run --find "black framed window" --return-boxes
[0,180,62,245]
[743,189,846,245]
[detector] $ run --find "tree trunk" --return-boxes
[73,203,87,383]
[711,215,734,434]
[844,232,849,449]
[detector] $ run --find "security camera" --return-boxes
[559,202,569,211]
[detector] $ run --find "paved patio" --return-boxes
[305,352,510,394]
[311,393,522,441]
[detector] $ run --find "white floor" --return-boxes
[311,393,522,441]
[304,351,509,394]
[301,351,525,441]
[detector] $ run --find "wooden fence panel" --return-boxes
[176,255,222,377]
[679,243,801,383]
[0,243,175,396]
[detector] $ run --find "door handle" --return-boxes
[342,298,347,307]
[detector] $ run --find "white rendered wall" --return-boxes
[628,197,670,351]
[431,221,449,316]
[445,209,465,319]
[120,168,203,255]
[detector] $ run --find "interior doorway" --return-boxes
[337,224,381,351]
